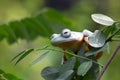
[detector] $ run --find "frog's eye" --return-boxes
[61,29,71,38]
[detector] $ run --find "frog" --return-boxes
[50,29,103,60]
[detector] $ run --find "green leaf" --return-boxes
[91,13,115,26]
[3,73,23,80]
[0,69,23,80]
[77,42,86,55]
[77,42,86,62]
[103,26,114,38]
[41,57,76,80]
[36,15,54,36]
[15,49,34,65]
[0,25,8,41]
[88,30,106,48]
[56,70,74,80]
[103,23,117,38]
[59,57,76,74]
[5,25,18,43]
[41,67,59,80]
[77,60,93,76]
[0,69,4,74]
[11,50,26,62]
[85,44,107,56]
[30,51,49,66]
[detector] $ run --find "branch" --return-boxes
[96,42,120,80]
[37,48,103,67]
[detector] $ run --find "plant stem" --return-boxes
[106,29,120,42]
[96,42,120,80]
[36,48,103,67]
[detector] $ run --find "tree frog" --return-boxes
[50,29,102,60]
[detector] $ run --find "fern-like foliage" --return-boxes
[0,8,74,44]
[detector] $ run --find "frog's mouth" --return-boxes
[51,35,84,46]
[51,33,84,44]
[51,31,84,51]
[51,39,79,46]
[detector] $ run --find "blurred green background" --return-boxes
[0,0,120,80]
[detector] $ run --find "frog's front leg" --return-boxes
[82,29,93,45]
[82,29,93,37]
[82,29,103,59]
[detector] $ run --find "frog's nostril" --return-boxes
[50,35,54,39]
[50,34,57,39]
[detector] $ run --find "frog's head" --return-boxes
[50,29,84,52]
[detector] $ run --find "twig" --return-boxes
[37,48,103,67]
[96,42,120,80]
